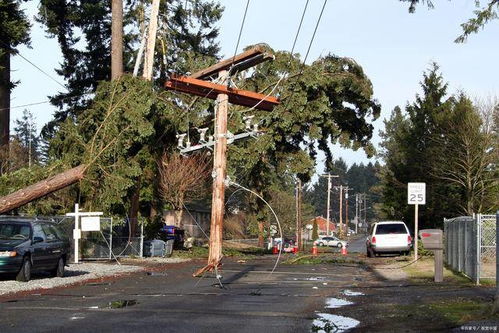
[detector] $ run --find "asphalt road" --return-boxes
[0,257,374,333]
[347,235,366,254]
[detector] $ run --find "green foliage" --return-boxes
[50,76,158,213]
[0,0,30,51]
[37,0,223,139]
[312,219,319,240]
[378,64,498,227]
[400,0,499,42]
[227,49,380,220]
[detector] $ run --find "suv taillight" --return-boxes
[408,235,412,243]
[372,236,376,244]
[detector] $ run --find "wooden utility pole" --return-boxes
[339,185,344,238]
[355,193,359,234]
[321,174,338,236]
[163,47,278,276]
[111,0,123,80]
[195,70,229,276]
[295,178,302,250]
[344,187,352,235]
[143,0,160,81]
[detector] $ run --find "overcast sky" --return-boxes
[10,0,499,171]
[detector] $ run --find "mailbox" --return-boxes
[419,229,443,250]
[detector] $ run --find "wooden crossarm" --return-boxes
[190,45,272,79]
[165,75,280,111]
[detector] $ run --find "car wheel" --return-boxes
[52,257,65,278]
[16,256,32,282]
[337,243,343,248]
[318,242,324,247]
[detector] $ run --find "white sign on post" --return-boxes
[66,204,103,264]
[407,182,426,261]
[408,182,426,205]
[81,216,101,231]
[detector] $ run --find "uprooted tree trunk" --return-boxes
[0,165,86,214]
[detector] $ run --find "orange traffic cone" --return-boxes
[272,245,279,255]
[341,244,348,255]
[312,245,318,256]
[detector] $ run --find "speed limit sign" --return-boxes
[408,182,426,205]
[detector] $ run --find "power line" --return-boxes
[230,0,251,69]
[302,0,329,66]
[230,0,312,115]
[2,91,95,112]
[0,40,67,90]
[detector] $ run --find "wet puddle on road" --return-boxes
[342,289,364,296]
[311,313,360,332]
[325,298,353,309]
[311,290,362,332]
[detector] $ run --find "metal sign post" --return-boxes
[66,204,103,263]
[408,182,426,261]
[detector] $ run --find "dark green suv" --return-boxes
[0,218,70,282]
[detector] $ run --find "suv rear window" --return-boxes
[375,224,407,234]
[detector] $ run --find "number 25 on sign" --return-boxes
[408,182,425,261]
[408,182,426,205]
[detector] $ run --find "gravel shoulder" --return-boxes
[0,258,189,297]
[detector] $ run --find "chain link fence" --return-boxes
[444,214,496,284]
[54,216,144,260]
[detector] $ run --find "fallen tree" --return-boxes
[0,165,86,214]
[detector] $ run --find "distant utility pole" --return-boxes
[344,187,352,235]
[295,178,302,250]
[355,193,358,233]
[339,184,343,237]
[363,193,367,227]
[321,174,339,236]
[143,0,160,81]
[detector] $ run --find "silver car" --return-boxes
[314,236,348,248]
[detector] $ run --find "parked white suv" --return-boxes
[366,221,412,257]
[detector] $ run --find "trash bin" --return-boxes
[143,239,167,257]
[165,239,174,257]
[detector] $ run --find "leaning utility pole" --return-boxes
[295,178,302,250]
[111,0,124,79]
[205,70,229,272]
[321,174,338,236]
[143,0,160,81]
[163,46,278,277]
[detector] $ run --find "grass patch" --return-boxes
[429,299,495,324]
[402,258,472,285]
[390,300,497,328]
[172,246,209,259]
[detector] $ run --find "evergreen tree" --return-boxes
[378,64,459,228]
[37,0,223,139]
[400,0,499,42]
[13,109,40,167]
[0,0,30,151]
